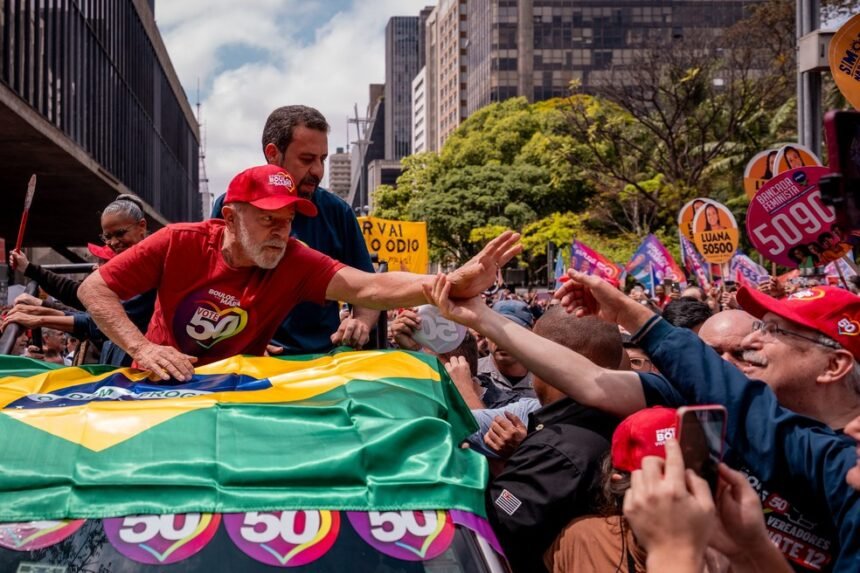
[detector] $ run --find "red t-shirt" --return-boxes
[99,220,344,364]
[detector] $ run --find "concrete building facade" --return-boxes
[328,147,352,200]
[0,0,200,247]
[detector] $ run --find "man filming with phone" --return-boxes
[424,271,860,572]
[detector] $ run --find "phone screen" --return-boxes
[678,406,726,494]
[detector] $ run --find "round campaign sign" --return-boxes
[743,148,785,199]
[692,200,739,264]
[223,511,340,567]
[411,305,466,354]
[747,166,850,268]
[103,513,221,565]
[347,510,455,561]
[773,144,822,176]
[0,519,86,551]
[829,13,860,110]
[678,197,711,242]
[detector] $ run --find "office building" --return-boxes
[384,16,421,160]
[328,147,352,200]
[465,0,764,114]
[412,67,428,154]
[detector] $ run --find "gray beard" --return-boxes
[236,219,286,269]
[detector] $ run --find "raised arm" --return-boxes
[326,230,523,310]
[423,274,647,418]
[78,272,197,381]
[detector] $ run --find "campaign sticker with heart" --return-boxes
[0,519,86,551]
[103,513,220,564]
[346,510,454,562]
[223,510,340,567]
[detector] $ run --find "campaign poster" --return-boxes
[680,236,711,289]
[743,148,784,199]
[626,235,685,289]
[677,198,710,242]
[747,166,850,268]
[570,240,623,281]
[730,253,770,286]
[692,200,739,264]
[772,144,822,175]
[829,13,860,110]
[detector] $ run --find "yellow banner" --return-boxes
[358,217,429,273]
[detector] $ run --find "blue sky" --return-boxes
[156,0,432,197]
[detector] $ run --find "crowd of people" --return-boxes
[1,104,859,573]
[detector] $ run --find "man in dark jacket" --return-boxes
[485,308,621,573]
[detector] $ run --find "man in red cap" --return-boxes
[78,164,522,381]
[424,272,860,572]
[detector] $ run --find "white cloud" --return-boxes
[159,0,432,201]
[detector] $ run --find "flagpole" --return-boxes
[835,259,850,290]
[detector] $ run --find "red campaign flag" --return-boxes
[14,175,37,252]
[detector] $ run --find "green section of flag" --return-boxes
[0,354,487,521]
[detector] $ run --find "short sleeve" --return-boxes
[291,242,345,306]
[98,228,171,301]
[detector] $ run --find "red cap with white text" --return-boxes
[224,164,317,216]
[737,285,860,360]
[611,407,678,472]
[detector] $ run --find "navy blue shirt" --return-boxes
[211,188,374,354]
[635,319,858,573]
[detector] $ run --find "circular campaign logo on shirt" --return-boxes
[103,513,221,565]
[0,519,86,551]
[223,510,340,567]
[346,510,454,561]
[172,287,249,355]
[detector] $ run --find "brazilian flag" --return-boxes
[0,351,487,522]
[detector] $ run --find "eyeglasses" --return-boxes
[751,320,842,350]
[100,227,132,243]
[629,357,652,369]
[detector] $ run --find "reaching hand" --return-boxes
[264,344,284,356]
[484,411,527,458]
[8,250,29,273]
[423,273,490,330]
[14,293,42,307]
[1,309,42,331]
[330,317,372,348]
[708,464,772,558]
[555,270,653,330]
[623,440,715,569]
[389,309,422,351]
[446,231,522,299]
[10,303,63,317]
[133,341,198,382]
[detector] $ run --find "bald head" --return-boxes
[699,310,756,369]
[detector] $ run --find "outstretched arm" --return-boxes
[325,231,523,309]
[423,274,647,418]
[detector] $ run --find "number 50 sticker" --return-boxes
[223,511,340,567]
[747,167,849,268]
[347,510,455,561]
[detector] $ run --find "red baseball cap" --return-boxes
[737,285,860,360]
[611,407,677,472]
[224,165,317,216]
[87,242,115,261]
